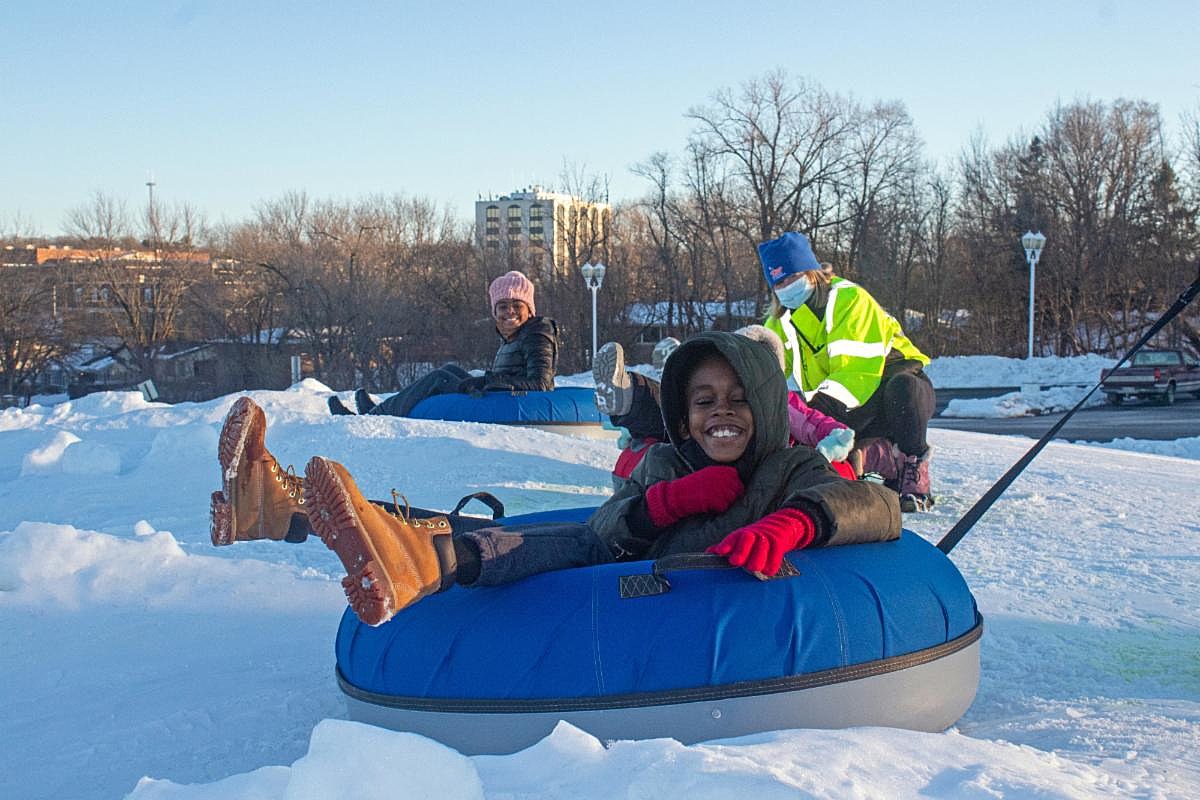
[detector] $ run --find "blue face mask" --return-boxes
[774,275,814,309]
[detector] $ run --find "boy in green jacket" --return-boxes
[214,331,900,627]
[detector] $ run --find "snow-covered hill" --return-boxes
[1,370,1197,799]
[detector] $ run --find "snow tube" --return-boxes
[407,387,614,439]
[335,507,982,754]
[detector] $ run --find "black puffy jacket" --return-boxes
[483,316,559,391]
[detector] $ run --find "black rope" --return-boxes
[937,267,1200,555]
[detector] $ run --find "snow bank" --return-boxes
[0,521,337,613]
[126,719,1131,800]
[941,385,1104,418]
[925,353,1115,388]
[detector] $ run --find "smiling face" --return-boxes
[681,355,755,463]
[493,299,531,339]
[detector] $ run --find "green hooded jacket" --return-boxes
[587,331,900,559]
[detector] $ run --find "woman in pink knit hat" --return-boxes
[329,270,560,417]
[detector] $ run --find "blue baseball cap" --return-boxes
[757,232,821,286]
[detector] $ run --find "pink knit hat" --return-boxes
[488,271,536,315]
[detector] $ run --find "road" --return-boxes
[930,391,1200,442]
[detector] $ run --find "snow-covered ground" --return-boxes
[2,355,1198,799]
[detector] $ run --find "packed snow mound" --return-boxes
[925,353,1115,387]
[125,718,1131,800]
[0,521,339,612]
[941,385,1104,418]
[48,391,167,420]
[20,430,81,475]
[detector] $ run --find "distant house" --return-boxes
[62,334,309,403]
[617,299,763,361]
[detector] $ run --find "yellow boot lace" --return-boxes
[389,489,449,529]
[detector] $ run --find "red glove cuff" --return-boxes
[830,460,857,480]
[706,507,817,576]
[769,507,817,549]
[645,481,677,528]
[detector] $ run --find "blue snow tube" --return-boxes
[407,386,602,427]
[335,506,982,754]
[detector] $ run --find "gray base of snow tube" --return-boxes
[522,421,619,439]
[339,616,982,754]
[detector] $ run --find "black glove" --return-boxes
[456,376,487,395]
[807,391,849,420]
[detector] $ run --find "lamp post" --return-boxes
[1021,231,1046,359]
[580,262,607,360]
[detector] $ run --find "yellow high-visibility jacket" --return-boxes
[764,277,928,410]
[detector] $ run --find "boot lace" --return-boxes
[900,457,924,498]
[389,489,449,530]
[270,462,305,505]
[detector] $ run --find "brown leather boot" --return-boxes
[210,397,310,546]
[303,456,456,626]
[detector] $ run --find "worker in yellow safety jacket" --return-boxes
[761,232,936,512]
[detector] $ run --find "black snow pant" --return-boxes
[837,369,936,457]
[610,374,668,441]
[368,363,471,418]
[456,522,616,587]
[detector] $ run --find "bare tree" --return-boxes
[0,265,69,395]
[686,69,854,249]
[63,191,207,382]
[836,100,923,275]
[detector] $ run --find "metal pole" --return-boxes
[590,283,599,358]
[1027,254,1035,359]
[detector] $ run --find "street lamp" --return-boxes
[1021,231,1046,359]
[580,262,607,360]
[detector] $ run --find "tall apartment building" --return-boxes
[474,186,609,272]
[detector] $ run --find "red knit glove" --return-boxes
[707,508,816,577]
[645,466,744,527]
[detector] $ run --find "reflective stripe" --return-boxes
[778,313,805,389]
[816,378,861,409]
[824,283,842,333]
[823,279,858,333]
[828,339,890,359]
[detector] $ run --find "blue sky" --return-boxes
[2,1,1197,236]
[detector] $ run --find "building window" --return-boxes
[507,205,522,221]
[486,205,499,220]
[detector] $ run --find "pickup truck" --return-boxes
[1100,349,1200,405]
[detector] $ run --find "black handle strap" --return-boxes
[449,491,506,520]
[937,266,1200,555]
[620,553,802,599]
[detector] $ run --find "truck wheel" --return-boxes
[1105,393,1123,406]
[1161,384,1176,405]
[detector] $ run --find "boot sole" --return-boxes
[593,343,632,416]
[900,494,935,513]
[210,491,234,546]
[212,397,258,546]
[304,457,399,627]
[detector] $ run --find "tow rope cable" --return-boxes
[938,266,1200,555]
